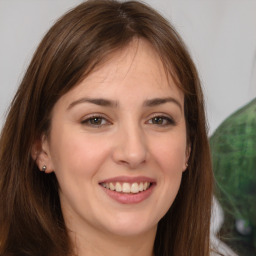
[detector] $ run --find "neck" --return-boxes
[69,224,156,256]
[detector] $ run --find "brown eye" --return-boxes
[152,117,164,124]
[81,116,109,127]
[148,116,175,126]
[89,117,103,125]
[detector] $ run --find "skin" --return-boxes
[36,39,190,256]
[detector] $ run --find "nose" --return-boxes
[112,123,148,169]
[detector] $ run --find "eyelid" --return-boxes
[146,113,176,126]
[81,113,112,127]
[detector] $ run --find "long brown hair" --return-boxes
[0,1,213,255]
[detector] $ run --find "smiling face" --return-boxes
[38,39,189,244]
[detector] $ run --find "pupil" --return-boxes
[92,117,101,124]
[153,117,163,124]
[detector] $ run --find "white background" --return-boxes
[0,0,256,134]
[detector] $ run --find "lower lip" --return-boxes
[101,184,155,204]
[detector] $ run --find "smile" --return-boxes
[100,182,151,194]
[99,177,156,204]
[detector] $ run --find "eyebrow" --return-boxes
[67,98,118,110]
[67,97,182,110]
[143,97,182,110]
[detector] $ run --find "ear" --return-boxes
[183,144,191,172]
[31,134,54,173]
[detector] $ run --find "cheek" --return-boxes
[49,130,113,215]
[49,127,111,180]
[150,133,187,172]
[149,134,186,214]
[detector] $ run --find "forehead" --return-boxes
[61,38,184,104]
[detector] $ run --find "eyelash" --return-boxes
[81,114,176,128]
[147,115,176,126]
[81,114,110,127]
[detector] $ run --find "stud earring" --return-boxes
[41,165,47,172]
[185,163,188,168]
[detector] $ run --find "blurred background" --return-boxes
[0,1,255,255]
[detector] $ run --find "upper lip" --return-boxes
[99,176,156,184]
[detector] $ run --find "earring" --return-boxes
[185,163,188,168]
[41,165,47,172]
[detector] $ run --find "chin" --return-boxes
[100,212,158,237]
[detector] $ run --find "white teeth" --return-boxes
[101,181,151,194]
[139,182,144,192]
[131,183,139,193]
[115,182,122,192]
[109,182,115,191]
[122,183,131,193]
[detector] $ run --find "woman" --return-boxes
[0,1,214,255]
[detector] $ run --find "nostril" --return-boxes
[111,128,148,169]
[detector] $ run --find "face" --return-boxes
[39,39,189,240]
